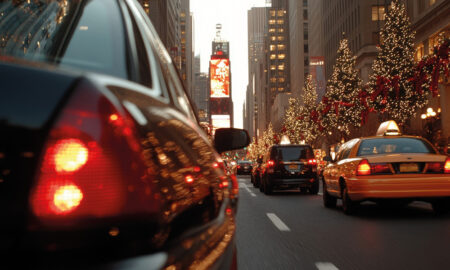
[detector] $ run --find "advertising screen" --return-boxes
[210,59,230,98]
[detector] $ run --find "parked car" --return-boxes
[236,160,252,175]
[322,121,450,215]
[0,0,249,268]
[260,144,319,195]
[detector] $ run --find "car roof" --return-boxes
[358,135,428,141]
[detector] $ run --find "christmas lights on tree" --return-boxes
[298,75,320,145]
[283,97,303,144]
[368,0,426,124]
[320,37,362,139]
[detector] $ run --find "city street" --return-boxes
[235,175,450,270]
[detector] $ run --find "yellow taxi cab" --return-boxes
[322,121,450,215]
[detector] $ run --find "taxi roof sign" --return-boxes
[280,135,291,145]
[376,120,401,136]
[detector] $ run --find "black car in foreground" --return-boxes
[0,0,249,268]
[260,144,319,195]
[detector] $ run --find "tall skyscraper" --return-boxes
[246,7,268,138]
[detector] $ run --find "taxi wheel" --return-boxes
[323,181,337,208]
[341,186,357,215]
[431,199,450,215]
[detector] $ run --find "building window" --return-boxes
[304,58,309,66]
[270,54,276,60]
[277,36,284,41]
[278,77,285,83]
[277,44,285,50]
[278,28,284,33]
[270,45,276,51]
[303,9,308,20]
[270,10,276,16]
[304,44,309,53]
[278,54,285,60]
[430,0,436,5]
[269,19,276,25]
[277,19,284,24]
[270,77,277,83]
[371,6,385,21]
[278,87,284,91]
[271,36,277,41]
[269,28,276,33]
[277,10,284,16]
[278,64,285,70]
[303,0,307,7]
[270,65,276,70]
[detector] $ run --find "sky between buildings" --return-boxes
[190,0,268,129]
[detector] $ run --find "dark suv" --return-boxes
[260,144,319,195]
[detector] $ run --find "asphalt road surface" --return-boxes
[235,175,450,270]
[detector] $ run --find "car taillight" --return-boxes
[445,158,450,174]
[427,162,444,173]
[307,159,317,166]
[371,163,391,174]
[30,80,157,221]
[356,159,371,176]
[230,174,239,197]
[267,160,275,167]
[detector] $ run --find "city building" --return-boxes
[405,0,450,141]
[321,0,394,83]
[308,0,326,101]
[245,7,268,138]
[266,0,290,131]
[192,56,209,124]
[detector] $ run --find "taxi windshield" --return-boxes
[357,138,436,156]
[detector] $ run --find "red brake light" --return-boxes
[357,159,371,176]
[267,160,275,167]
[53,184,84,214]
[445,158,450,174]
[53,139,88,173]
[371,163,391,174]
[427,162,443,173]
[307,159,317,166]
[30,81,158,220]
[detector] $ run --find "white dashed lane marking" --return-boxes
[315,262,339,270]
[266,213,290,232]
[239,183,256,197]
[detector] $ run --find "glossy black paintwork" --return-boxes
[0,0,245,269]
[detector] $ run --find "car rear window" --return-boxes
[273,146,314,161]
[357,138,436,156]
[0,0,127,79]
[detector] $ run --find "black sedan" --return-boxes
[0,0,249,269]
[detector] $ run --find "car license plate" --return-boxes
[399,163,419,173]
[289,164,298,170]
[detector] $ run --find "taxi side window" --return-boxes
[336,145,347,161]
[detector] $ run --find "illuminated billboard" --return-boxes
[210,58,230,98]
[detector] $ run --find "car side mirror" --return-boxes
[214,128,250,154]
